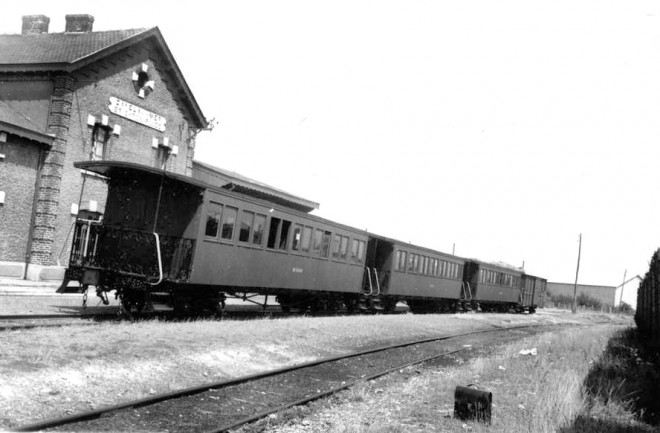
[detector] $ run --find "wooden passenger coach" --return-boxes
[59,160,370,313]
[59,160,546,315]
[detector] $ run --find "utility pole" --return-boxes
[619,269,627,309]
[572,233,582,314]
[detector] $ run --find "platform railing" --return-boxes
[68,221,196,282]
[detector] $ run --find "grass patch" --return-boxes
[253,325,648,433]
[562,327,660,432]
[0,309,630,429]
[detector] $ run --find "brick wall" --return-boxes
[51,43,198,266]
[30,74,75,266]
[0,40,201,275]
[0,137,42,262]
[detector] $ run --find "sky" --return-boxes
[4,1,660,306]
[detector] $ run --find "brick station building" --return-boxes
[0,14,319,282]
[0,14,208,280]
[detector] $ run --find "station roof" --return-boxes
[192,160,319,213]
[0,25,207,129]
[0,100,54,146]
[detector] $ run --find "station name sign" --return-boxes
[108,97,166,132]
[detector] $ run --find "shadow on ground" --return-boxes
[559,327,660,433]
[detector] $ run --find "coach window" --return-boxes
[301,226,312,253]
[351,239,360,263]
[431,258,438,276]
[292,224,303,251]
[205,203,222,238]
[239,210,254,243]
[400,251,408,271]
[394,250,401,270]
[320,231,332,258]
[312,229,323,254]
[356,240,365,264]
[331,234,341,259]
[252,214,266,245]
[267,218,281,249]
[221,206,238,240]
[409,254,419,273]
[339,236,349,260]
[279,220,292,250]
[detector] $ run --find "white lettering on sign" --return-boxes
[292,268,304,274]
[108,97,166,132]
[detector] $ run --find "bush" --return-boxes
[549,292,603,310]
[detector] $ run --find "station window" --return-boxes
[238,210,254,243]
[292,224,303,251]
[221,206,237,240]
[91,124,110,161]
[339,236,349,260]
[252,214,266,245]
[205,202,222,238]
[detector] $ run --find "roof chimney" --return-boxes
[22,15,50,35]
[65,14,94,33]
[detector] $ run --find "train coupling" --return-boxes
[56,277,85,294]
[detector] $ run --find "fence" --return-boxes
[635,249,660,341]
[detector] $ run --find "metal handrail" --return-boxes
[149,232,164,286]
[462,281,473,301]
[372,268,381,296]
[365,267,373,296]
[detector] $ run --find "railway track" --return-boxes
[0,313,121,332]
[12,322,571,433]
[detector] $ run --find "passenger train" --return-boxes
[58,160,546,316]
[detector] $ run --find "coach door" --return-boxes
[363,237,394,295]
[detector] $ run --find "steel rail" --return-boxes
[11,322,563,432]
[0,313,112,321]
[207,346,474,433]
